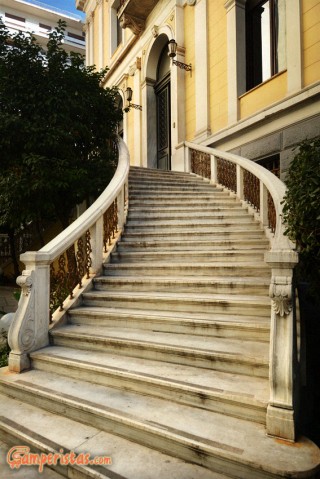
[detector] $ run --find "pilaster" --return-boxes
[194,0,211,141]
[286,0,302,94]
[224,0,246,124]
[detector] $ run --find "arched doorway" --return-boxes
[144,33,172,170]
[154,45,171,170]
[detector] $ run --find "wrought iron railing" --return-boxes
[186,141,299,442]
[243,169,260,211]
[190,149,210,179]
[8,138,130,373]
[188,144,286,243]
[217,157,237,193]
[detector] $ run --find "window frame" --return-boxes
[246,0,285,91]
[110,0,123,56]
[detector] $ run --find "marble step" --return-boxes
[50,324,269,377]
[128,197,239,206]
[116,238,270,251]
[0,393,224,479]
[129,191,234,199]
[30,346,269,423]
[129,180,216,191]
[120,229,267,241]
[128,186,223,194]
[128,204,246,213]
[110,250,265,263]
[67,306,270,341]
[124,222,262,233]
[93,275,269,296]
[126,215,255,225]
[103,261,270,277]
[0,371,318,479]
[81,290,270,317]
[127,209,249,219]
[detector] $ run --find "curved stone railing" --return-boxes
[8,138,130,374]
[184,141,299,441]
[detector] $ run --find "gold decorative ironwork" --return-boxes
[76,236,85,288]
[244,170,260,211]
[268,192,276,233]
[103,200,118,252]
[85,230,92,278]
[66,245,78,299]
[190,149,211,179]
[217,158,236,192]
[50,253,68,313]
[49,230,93,318]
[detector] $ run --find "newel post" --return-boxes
[117,186,125,230]
[8,252,51,373]
[265,249,299,441]
[210,155,218,184]
[90,217,104,274]
[236,164,244,200]
[185,144,191,173]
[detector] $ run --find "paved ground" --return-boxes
[0,287,18,316]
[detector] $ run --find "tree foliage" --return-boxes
[282,137,320,297]
[0,19,122,275]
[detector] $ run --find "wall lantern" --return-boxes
[125,87,142,111]
[168,39,192,72]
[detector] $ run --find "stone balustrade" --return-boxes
[8,138,130,374]
[185,141,299,441]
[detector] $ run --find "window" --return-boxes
[39,23,51,31]
[256,154,280,177]
[67,32,85,44]
[5,12,25,23]
[110,0,123,55]
[246,0,286,91]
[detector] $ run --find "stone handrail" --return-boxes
[184,141,299,441]
[8,138,130,374]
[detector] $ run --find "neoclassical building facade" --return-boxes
[76,0,320,178]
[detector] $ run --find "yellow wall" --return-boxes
[184,5,195,141]
[302,0,320,86]
[239,71,287,119]
[208,1,228,134]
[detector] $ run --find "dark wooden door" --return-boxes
[155,76,171,170]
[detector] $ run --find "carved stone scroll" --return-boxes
[119,13,145,35]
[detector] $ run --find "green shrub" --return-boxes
[282,137,320,299]
[0,331,9,367]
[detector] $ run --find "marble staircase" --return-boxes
[0,166,319,479]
